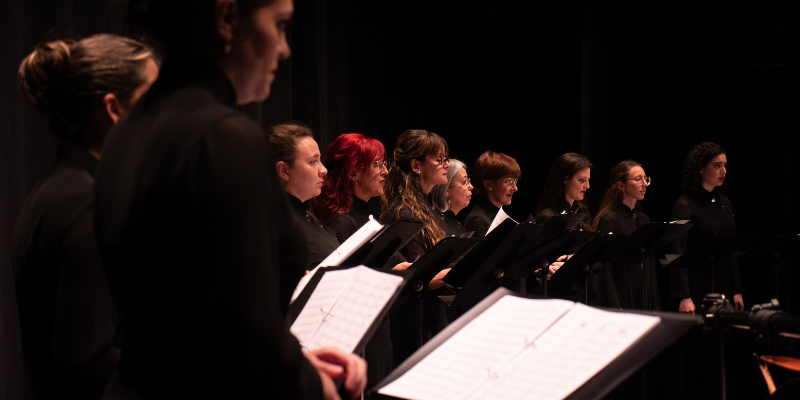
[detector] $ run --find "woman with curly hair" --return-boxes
[312,133,388,242]
[534,152,594,231]
[670,142,743,314]
[592,160,659,310]
[381,129,450,262]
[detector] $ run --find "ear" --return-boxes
[616,181,625,191]
[215,0,238,46]
[483,179,493,192]
[445,189,451,198]
[102,93,124,124]
[276,161,290,182]
[349,168,360,183]
[409,159,421,174]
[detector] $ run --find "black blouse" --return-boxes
[94,58,321,398]
[13,143,117,399]
[288,194,340,269]
[439,209,466,238]
[594,203,660,310]
[669,189,741,305]
[324,197,374,243]
[463,196,499,238]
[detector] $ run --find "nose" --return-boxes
[320,163,327,177]
[380,165,389,176]
[279,32,291,61]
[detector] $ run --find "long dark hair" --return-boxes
[681,142,726,195]
[381,129,448,249]
[592,160,642,231]
[535,152,593,229]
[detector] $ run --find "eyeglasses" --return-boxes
[423,155,450,166]
[371,160,388,170]
[627,176,651,186]
[460,176,471,187]
[504,177,519,187]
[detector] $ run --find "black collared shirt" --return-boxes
[287,193,340,268]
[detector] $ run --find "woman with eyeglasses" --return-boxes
[381,129,450,263]
[670,142,742,315]
[312,133,388,242]
[267,122,339,270]
[591,160,660,310]
[464,151,520,238]
[534,152,594,231]
[430,159,474,237]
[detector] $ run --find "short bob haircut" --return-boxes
[312,133,386,223]
[430,158,467,212]
[472,151,521,197]
[681,142,726,195]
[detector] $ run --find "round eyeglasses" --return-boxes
[423,155,450,166]
[371,160,388,170]
[504,177,519,187]
[627,176,651,186]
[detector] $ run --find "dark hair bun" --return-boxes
[18,39,75,114]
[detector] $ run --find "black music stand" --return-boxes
[402,237,478,347]
[440,219,518,307]
[340,218,427,269]
[737,234,800,301]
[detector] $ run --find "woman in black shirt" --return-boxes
[534,152,594,231]
[464,151,520,238]
[592,160,659,310]
[312,133,388,242]
[268,122,339,269]
[431,159,474,237]
[13,34,157,400]
[670,142,743,314]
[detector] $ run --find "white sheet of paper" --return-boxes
[378,296,660,400]
[669,220,690,224]
[486,206,517,235]
[290,266,404,353]
[290,219,383,303]
[378,296,575,400]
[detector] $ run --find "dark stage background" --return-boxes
[1,1,798,399]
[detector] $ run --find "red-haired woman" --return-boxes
[312,133,388,242]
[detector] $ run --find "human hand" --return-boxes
[305,347,367,400]
[678,298,695,315]
[733,294,744,311]
[392,262,413,271]
[428,268,452,290]
[549,262,564,275]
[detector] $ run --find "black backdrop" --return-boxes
[1,1,798,398]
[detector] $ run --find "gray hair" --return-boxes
[431,158,466,212]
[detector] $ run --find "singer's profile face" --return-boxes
[564,167,590,205]
[229,0,293,103]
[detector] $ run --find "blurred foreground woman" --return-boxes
[94,0,365,398]
[13,34,157,399]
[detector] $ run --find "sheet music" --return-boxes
[318,218,383,267]
[290,266,403,353]
[468,303,660,400]
[290,219,383,303]
[378,296,574,400]
[378,296,660,400]
[486,206,517,235]
[669,219,690,224]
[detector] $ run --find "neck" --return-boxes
[621,197,636,210]
[451,204,464,216]
[565,196,575,208]
[420,182,434,195]
[701,182,716,193]
[488,196,502,209]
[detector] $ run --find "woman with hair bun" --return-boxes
[670,142,743,314]
[13,34,158,399]
[313,133,388,242]
[267,122,338,270]
[592,160,659,310]
[431,158,474,237]
[464,151,520,238]
[534,152,594,231]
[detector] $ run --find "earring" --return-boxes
[355,180,358,185]
[224,40,232,55]
[415,170,420,174]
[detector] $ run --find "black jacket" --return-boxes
[94,58,321,399]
